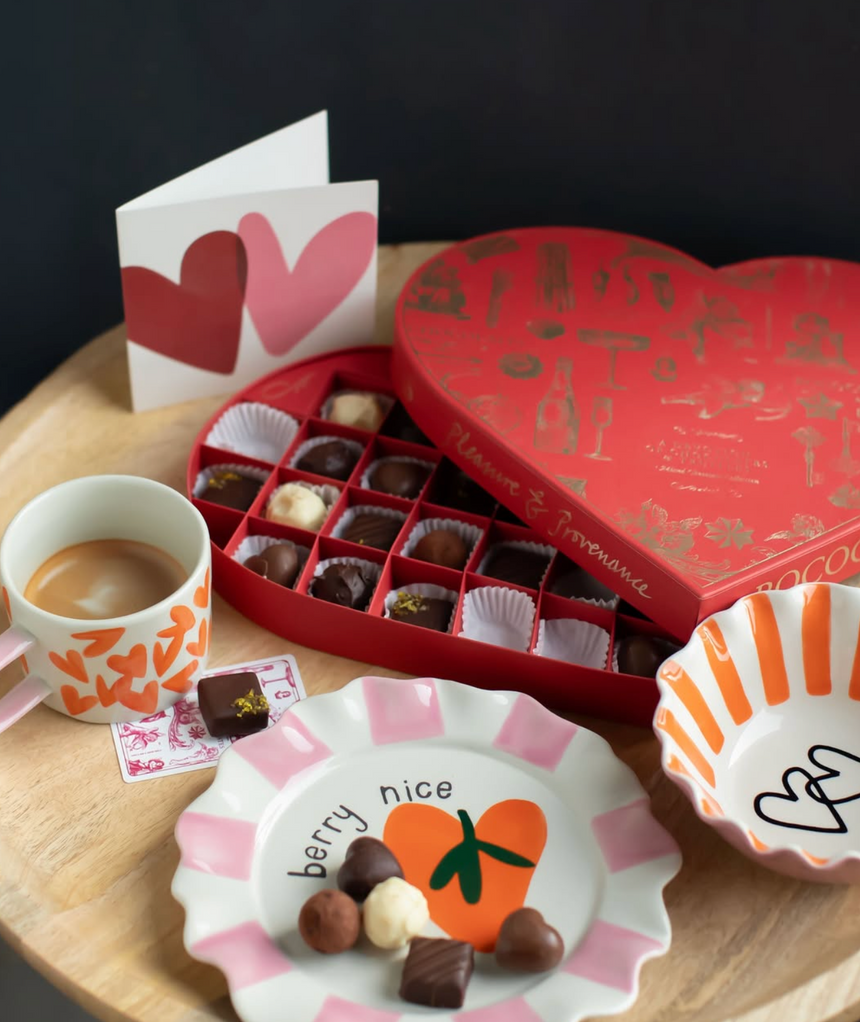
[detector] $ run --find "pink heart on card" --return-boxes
[238,211,377,356]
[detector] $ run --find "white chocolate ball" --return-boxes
[266,483,327,531]
[362,876,429,950]
[328,393,385,432]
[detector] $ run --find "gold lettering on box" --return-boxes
[548,511,651,598]
[755,536,860,591]
[445,423,521,497]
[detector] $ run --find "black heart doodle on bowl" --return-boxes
[754,767,847,834]
[807,745,860,806]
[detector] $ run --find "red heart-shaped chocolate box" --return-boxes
[394,229,860,635]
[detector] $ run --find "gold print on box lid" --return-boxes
[556,475,588,498]
[535,243,574,312]
[648,272,674,311]
[832,418,860,476]
[829,484,860,509]
[668,293,753,361]
[792,426,826,488]
[534,357,578,454]
[660,379,793,421]
[704,518,754,550]
[462,235,520,264]
[586,397,613,461]
[486,269,513,328]
[404,259,470,319]
[577,330,650,390]
[798,392,843,420]
[782,313,856,372]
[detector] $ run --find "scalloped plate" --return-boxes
[172,676,681,1022]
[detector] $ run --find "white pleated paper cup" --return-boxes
[205,402,300,464]
[310,557,381,608]
[534,618,611,669]
[477,540,556,588]
[383,584,459,634]
[401,517,484,564]
[612,643,620,672]
[361,456,436,497]
[265,480,340,529]
[320,390,395,429]
[460,585,536,652]
[332,505,407,543]
[233,535,311,587]
[193,463,271,501]
[289,434,365,476]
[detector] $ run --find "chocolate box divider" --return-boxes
[534,590,616,666]
[195,444,280,476]
[244,368,335,419]
[192,500,245,550]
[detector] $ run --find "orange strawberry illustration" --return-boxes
[383,799,546,952]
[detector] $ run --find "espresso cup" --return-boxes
[0,475,212,731]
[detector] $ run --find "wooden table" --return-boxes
[1,243,860,1022]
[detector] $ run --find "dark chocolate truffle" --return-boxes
[368,459,431,499]
[390,592,453,632]
[495,908,564,973]
[400,937,474,1009]
[243,542,299,587]
[298,889,360,954]
[337,836,404,901]
[551,563,616,603]
[198,671,269,738]
[310,563,372,609]
[616,634,682,678]
[201,469,261,511]
[411,529,469,570]
[482,545,551,590]
[341,512,403,551]
[296,440,359,481]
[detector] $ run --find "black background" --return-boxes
[4,0,860,413]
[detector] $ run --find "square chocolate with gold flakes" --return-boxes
[198,670,269,738]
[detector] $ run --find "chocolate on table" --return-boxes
[411,529,469,570]
[363,877,429,950]
[243,542,299,587]
[368,459,431,499]
[341,512,403,551]
[616,634,682,678]
[298,889,361,954]
[495,907,564,973]
[390,591,452,632]
[327,392,386,432]
[198,670,269,738]
[201,469,262,511]
[482,545,550,590]
[266,483,328,531]
[337,836,404,901]
[400,936,475,1009]
[551,563,616,603]
[296,439,359,481]
[310,563,373,609]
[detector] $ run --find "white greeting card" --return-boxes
[116,111,379,411]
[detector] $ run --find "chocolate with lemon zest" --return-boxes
[389,591,452,633]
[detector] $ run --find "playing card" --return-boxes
[111,655,305,782]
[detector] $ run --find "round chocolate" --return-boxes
[616,634,681,678]
[310,563,372,609]
[369,459,430,499]
[202,470,261,511]
[390,592,453,632]
[337,836,404,901]
[411,529,469,570]
[327,392,385,432]
[482,546,550,590]
[298,889,360,954]
[243,542,299,587]
[341,512,403,551]
[296,440,359,481]
[266,483,328,531]
[495,907,564,973]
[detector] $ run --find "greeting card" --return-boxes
[116,111,379,411]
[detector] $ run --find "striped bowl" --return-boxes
[655,582,860,883]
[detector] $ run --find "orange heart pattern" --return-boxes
[154,605,196,676]
[194,568,210,608]
[61,685,99,716]
[162,660,198,694]
[107,643,148,681]
[186,618,208,657]
[71,627,125,658]
[49,649,89,684]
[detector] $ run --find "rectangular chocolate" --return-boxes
[198,670,269,738]
[400,936,474,1009]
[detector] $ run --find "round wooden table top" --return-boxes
[2,243,860,1022]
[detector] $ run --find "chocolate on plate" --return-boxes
[400,936,475,1009]
[368,459,431,499]
[198,670,269,738]
[363,876,429,950]
[337,836,404,901]
[482,545,551,590]
[341,512,403,551]
[551,563,616,603]
[327,392,386,432]
[616,634,682,678]
[243,541,299,587]
[495,907,564,973]
[296,440,359,481]
[201,469,262,511]
[411,529,469,570]
[390,591,452,632]
[310,563,373,609]
[266,483,328,531]
[298,889,361,954]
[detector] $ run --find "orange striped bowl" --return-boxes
[654,583,860,883]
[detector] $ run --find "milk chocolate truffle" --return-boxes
[495,907,564,973]
[616,634,682,678]
[310,563,373,609]
[327,392,386,432]
[411,529,469,570]
[243,542,299,587]
[390,592,452,632]
[298,889,360,954]
[337,836,404,902]
[198,671,269,738]
[551,563,616,603]
[368,459,431,499]
[363,877,429,950]
[201,469,261,511]
[296,440,359,481]
[266,483,328,531]
[341,512,403,551]
[400,937,474,1009]
[482,546,551,590]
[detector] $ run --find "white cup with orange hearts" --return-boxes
[0,475,211,731]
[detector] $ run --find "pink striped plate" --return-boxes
[172,676,680,1021]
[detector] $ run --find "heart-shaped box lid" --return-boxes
[392,228,860,638]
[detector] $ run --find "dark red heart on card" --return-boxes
[121,231,247,374]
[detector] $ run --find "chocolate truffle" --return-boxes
[368,459,431,499]
[482,546,551,590]
[198,671,269,738]
[341,512,403,551]
[384,406,431,446]
[310,563,373,609]
[400,937,474,1009]
[495,907,564,973]
[363,877,429,950]
[616,634,682,678]
[390,592,452,632]
[298,889,360,954]
[327,392,386,432]
[201,469,262,511]
[551,563,616,603]
[296,440,359,481]
[243,542,299,587]
[411,529,469,570]
[266,483,328,531]
[337,836,405,902]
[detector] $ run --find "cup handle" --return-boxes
[0,626,49,734]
